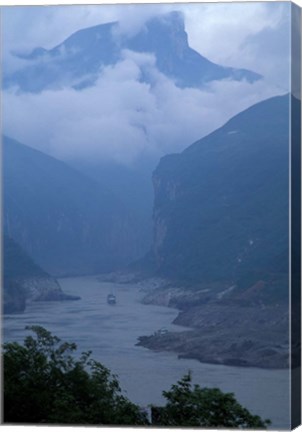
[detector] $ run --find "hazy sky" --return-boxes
[2,2,291,165]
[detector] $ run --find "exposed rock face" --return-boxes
[137,282,289,369]
[20,277,78,302]
[3,236,79,314]
[151,95,290,286]
[140,97,293,369]
[152,217,168,266]
[3,280,27,314]
[138,318,289,369]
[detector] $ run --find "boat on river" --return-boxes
[107,293,116,305]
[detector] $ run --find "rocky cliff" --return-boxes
[3,235,79,314]
[151,94,290,287]
[3,136,143,276]
[139,95,293,368]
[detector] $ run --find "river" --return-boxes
[3,275,290,429]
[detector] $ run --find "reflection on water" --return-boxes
[3,276,290,429]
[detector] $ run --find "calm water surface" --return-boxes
[3,276,290,429]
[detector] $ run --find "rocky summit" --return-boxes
[3,11,261,93]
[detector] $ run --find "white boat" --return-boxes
[107,293,116,305]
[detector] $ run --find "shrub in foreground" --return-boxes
[3,326,271,428]
[153,372,271,428]
[3,326,148,425]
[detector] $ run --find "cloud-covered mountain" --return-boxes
[151,94,289,289]
[4,11,261,93]
[3,136,146,276]
[2,10,282,285]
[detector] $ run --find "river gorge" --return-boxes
[3,275,290,429]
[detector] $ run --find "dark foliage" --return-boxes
[3,326,148,425]
[152,372,271,428]
[3,328,270,428]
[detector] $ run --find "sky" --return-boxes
[1,2,291,165]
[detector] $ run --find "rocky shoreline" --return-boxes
[129,276,289,370]
[137,303,289,369]
[4,276,80,314]
[93,271,290,369]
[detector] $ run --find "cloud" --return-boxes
[2,3,290,86]
[2,4,165,58]
[2,49,284,166]
[110,4,173,39]
[2,3,290,166]
[182,2,290,89]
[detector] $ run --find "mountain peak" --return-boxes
[4,11,261,93]
[127,11,188,63]
[150,10,185,31]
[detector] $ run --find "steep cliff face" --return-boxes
[3,136,143,275]
[3,236,78,314]
[152,154,182,267]
[139,94,293,369]
[152,94,290,286]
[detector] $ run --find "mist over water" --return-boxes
[3,276,290,429]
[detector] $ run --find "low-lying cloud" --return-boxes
[3,2,290,87]
[3,49,283,166]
